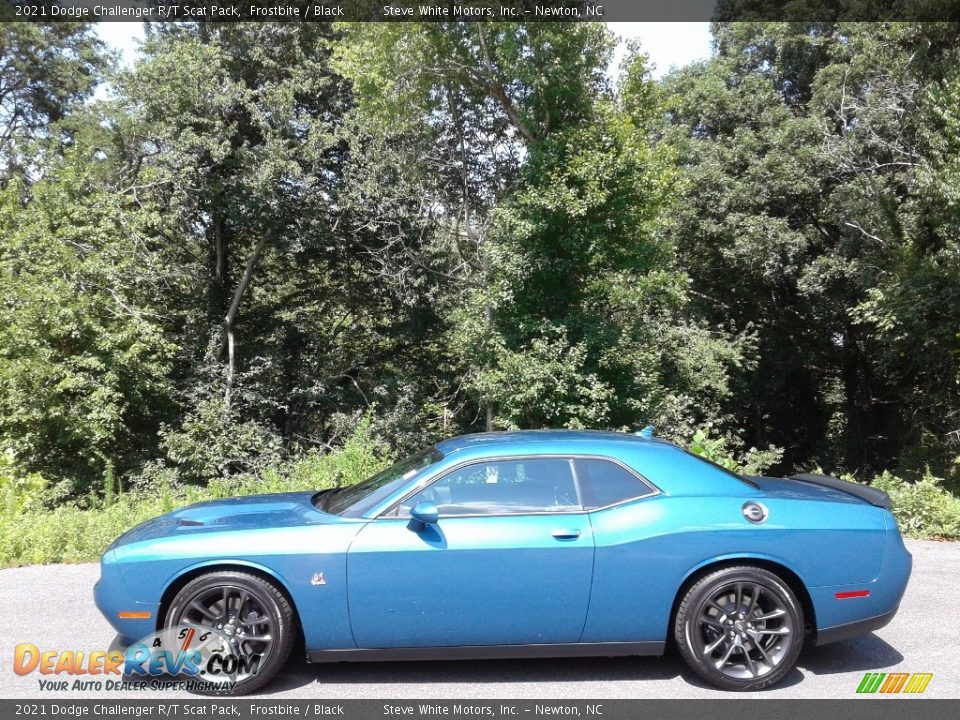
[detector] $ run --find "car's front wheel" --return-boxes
[164,570,295,695]
[674,565,804,691]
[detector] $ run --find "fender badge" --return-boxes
[311,572,326,586]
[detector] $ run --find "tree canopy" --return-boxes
[1,20,958,500]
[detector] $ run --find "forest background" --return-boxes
[2,19,960,565]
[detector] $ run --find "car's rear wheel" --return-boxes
[164,570,295,695]
[674,566,803,691]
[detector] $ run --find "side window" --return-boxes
[574,458,655,509]
[393,458,580,517]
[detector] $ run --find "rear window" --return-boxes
[574,458,657,509]
[682,451,760,489]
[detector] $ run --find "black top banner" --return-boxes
[2,0,960,22]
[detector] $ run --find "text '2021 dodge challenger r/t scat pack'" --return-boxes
[95,429,911,694]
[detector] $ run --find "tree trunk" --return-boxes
[841,325,869,473]
[219,233,270,405]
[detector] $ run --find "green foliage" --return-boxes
[284,418,391,490]
[0,423,390,567]
[868,471,960,539]
[661,23,960,477]
[462,326,617,430]
[0,448,50,514]
[0,138,176,490]
[102,459,116,508]
[3,21,960,564]
[158,397,284,484]
[0,22,107,178]
[687,428,784,476]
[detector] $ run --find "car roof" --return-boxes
[434,429,678,456]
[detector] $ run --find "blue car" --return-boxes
[95,429,911,693]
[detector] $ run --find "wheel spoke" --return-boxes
[757,626,790,636]
[746,587,760,615]
[755,608,786,621]
[183,618,217,632]
[706,600,729,617]
[189,600,217,620]
[735,583,743,611]
[701,616,725,630]
[703,636,726,655]
[743,646,758,677]
[714,642,737,670]
[243,634,272,643]
[754,639,774,667]
[241,614,272,628]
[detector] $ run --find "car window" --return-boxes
[681,450,760,489]
[392,458,581,517]
[574,458,656,509]
[319,447,444,517]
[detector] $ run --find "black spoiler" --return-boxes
[787,473,892,509]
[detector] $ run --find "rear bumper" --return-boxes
[815,607,898,646]
[812,520,911,644]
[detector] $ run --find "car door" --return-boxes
[346,456,595,649]
[572,456,674,643]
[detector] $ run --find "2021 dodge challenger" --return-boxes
[95,429,911,693]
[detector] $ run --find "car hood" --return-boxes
[108,491,332,549]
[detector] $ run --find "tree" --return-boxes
[334,22,616,430]
[661,22,960,476]
[0,22,107,183]
[336,24,742,435]
[0,129,175,490]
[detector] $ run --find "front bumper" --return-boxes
[94,553,159,645]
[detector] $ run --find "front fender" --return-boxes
[102,523,363,651]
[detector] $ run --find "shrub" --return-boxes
[869,470,960,539]
[686,428,783,476]
[0,422,392,568]
[3,424,958,568]
[1,448,49,514]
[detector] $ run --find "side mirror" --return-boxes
[410,500,439,527]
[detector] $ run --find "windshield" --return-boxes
[318,447,444,517]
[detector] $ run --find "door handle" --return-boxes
[552,529,581,540]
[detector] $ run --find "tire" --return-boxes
[164,570,296,696]
[674,565,804,691]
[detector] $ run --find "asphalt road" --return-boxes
[1,539,957,699]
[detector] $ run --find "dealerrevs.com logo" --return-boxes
[13,625,262,692]
[856,672,933,694]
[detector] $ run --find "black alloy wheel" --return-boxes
[674,565,804,690]
[165,570,295,695]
